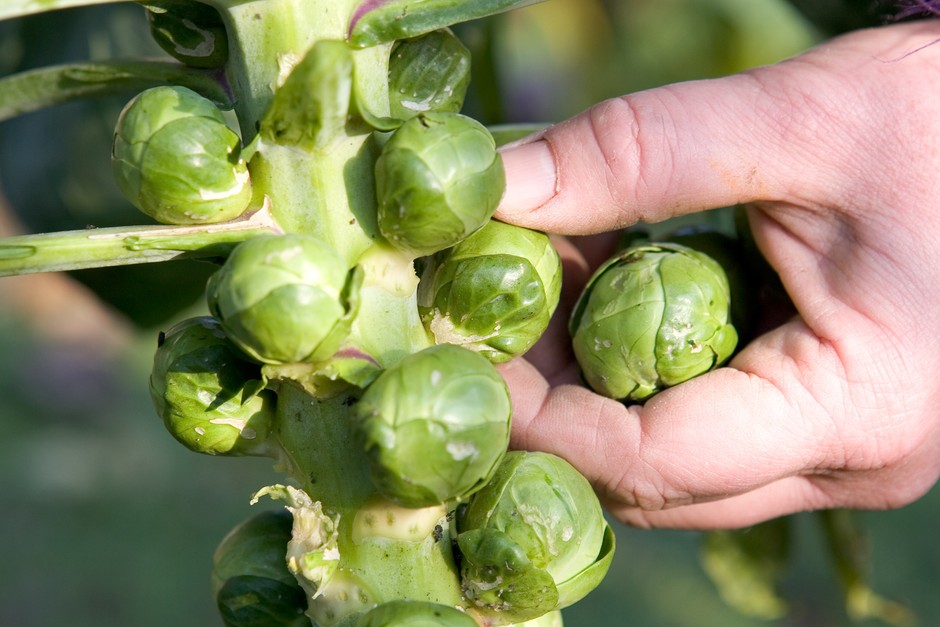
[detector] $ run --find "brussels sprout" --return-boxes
[569,242,738,402]
[375,111,505,257]
[663,225,756,341]
[206,234,355,365]
[144,1,229,68]
[456,451,614,624]
[150,316,275,456]
[418,220,561,363]
[388,29,471,120]
[353,344,511,508]
[212,509,309,627]
[355,600,477,626]
[112,85,252,225]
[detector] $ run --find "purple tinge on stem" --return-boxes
[349,0,394,35]
[895,0,940,18]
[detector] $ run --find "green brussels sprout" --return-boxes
[144,1,229,68]
[375,111,505,257]
[112,85,252,225]
[206,234,355,365]
[569,242,738,402]
[355,600,478,626]
[388,29,471,120]
[418,220,562,363]
[353,344,511,508]
[212,509,309,627]
[456,451,614,625]
[150,316,275,456]
[660,225,754,338]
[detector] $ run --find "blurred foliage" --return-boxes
[1,1,938,626]
[461,0,820,125]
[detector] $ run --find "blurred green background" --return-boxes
[1,1,937,626]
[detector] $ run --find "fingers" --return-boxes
[499,320,866,528]
[495,21,940,235]
[495,74,796,234]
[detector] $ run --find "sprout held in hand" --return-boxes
[353,344,511,508]
[457,451,614,625]
[150,316,275,457]
[570,242,738,402]
[375,111,505,257]
[207,234,356,365]
[112,85,252,225]
[418,220,562,363]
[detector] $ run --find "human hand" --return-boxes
[493,20,940,530]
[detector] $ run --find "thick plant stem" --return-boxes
[218,0,362,138]
[270,384,465,626]
[0,205,280,276]
[248,137,379,267]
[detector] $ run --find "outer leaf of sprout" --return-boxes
[387,29,471,120]
[700,518,791,620]
[418,220,561,363]
[207,234,354,365]
[375,111,504,257]
[150,316,276,456]
[457,451,612,625]
[112,85,252,225]
[354,600,478,626]
[259,40,353,150]
[353,344,511,507]
[570,242,738,402]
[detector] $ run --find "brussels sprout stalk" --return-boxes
[0,202,279,276]
[0,2,616,626]
[257,383,466,626]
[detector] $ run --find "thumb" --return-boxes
[493,64,834,234]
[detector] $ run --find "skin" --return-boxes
[493,21,940,530]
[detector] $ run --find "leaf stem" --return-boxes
[0,201,280,276]
[0,60,231,123]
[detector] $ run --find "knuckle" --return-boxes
[583,94,678,224]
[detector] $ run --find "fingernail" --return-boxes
[498,140,557,214]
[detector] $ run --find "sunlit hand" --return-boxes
[494,21,940,530]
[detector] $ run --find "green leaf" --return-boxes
[699,517,792,620]
[0,60,231,123]
[348,0,546,48]
[818,510,917,627]
[554,522,616,610]
[259,39,353,150]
